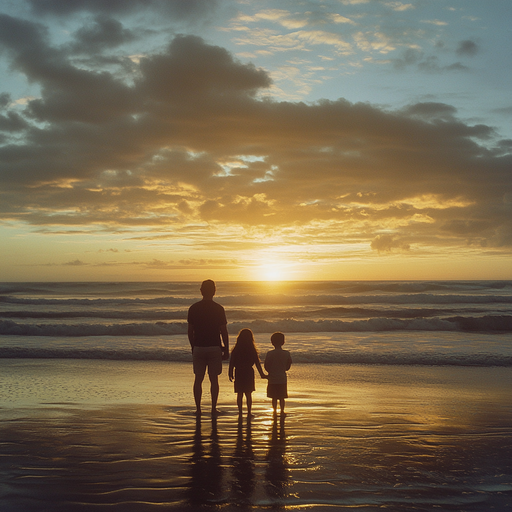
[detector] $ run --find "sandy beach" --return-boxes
[1,360,511,511]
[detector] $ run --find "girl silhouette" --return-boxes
[229,329,267,417]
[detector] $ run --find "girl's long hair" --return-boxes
[232,328,258,360]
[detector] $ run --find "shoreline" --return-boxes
[1,360,511,510]
[2,358,512,408]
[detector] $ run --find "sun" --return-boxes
[256,262,289,281]
[263,268,282,281]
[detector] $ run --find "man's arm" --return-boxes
[220,324,229,360]
[188,323,195,352]
[228,354,234,381]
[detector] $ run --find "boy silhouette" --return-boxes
[264,332,292,415]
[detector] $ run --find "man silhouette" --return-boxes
[187,280,229,416]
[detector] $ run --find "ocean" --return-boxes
[1,280,511,366]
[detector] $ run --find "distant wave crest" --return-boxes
[0,320,186,336]
[2,315,511,337]
[3,293,512,308]
[1,345,510,368]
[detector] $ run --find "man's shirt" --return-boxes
[187,299,227,347]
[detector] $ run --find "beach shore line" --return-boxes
[1,360,511,511]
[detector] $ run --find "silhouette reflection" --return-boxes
[265,415,289,506]
[187,415,223,508]
[230,417,256,506]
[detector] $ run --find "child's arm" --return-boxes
[255,358,267,379]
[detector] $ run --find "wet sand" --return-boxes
[1,360,512,511]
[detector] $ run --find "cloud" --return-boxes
[63,259,88,266]
[0,20,511,254]
[371,235,410,252]
[0,111,28,132]
[493,106,512,116]
[354,31,395,53]
[0,93,11,108]
[69,15,136,53]
[384,2,414,12]
[0,14,137,125]
[328,14,356,25]
[391,48,470,73]
[138,34,271,102]
[444,62,469,72]
[232,27,353,56]
[421,19,448,27]
[236,8,356,29]
[456,39,479,57]
[391,47,422,69]
[27,0,219,19]
[401,102,458,121]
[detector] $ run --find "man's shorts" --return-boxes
[193,346,223,376]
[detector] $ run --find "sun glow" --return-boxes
[256,261,291,281]
[263,267,282,281]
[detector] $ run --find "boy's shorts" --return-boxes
[193,346,223,376]
[267,383,288,399]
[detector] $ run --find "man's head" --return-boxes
[200,279,216,299]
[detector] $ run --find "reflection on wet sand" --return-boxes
[1,364,511,511]
[230,418,256,506]
[187,415,223,508]
[229,414,291,509]
[186,413,292,510]
[265,415,288,506]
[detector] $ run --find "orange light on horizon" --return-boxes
[255,259,294,282]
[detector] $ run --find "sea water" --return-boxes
[1,280,511,366]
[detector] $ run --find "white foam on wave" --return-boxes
[2,315,511,337]
[1,329,511,367]
[3,292,512,308]
[2,281,511,367]
[1,343,510,367]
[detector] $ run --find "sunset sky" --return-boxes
[1,0,511,282]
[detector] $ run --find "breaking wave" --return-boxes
[2,293,512,307]
[1,340,510,367]
[2,315,512,337]
[2,281,511,367]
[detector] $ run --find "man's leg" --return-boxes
[209,374,219,414]
[193,372,205,415]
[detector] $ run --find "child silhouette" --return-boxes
[229,329,267,417]
[264,332,292,416]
